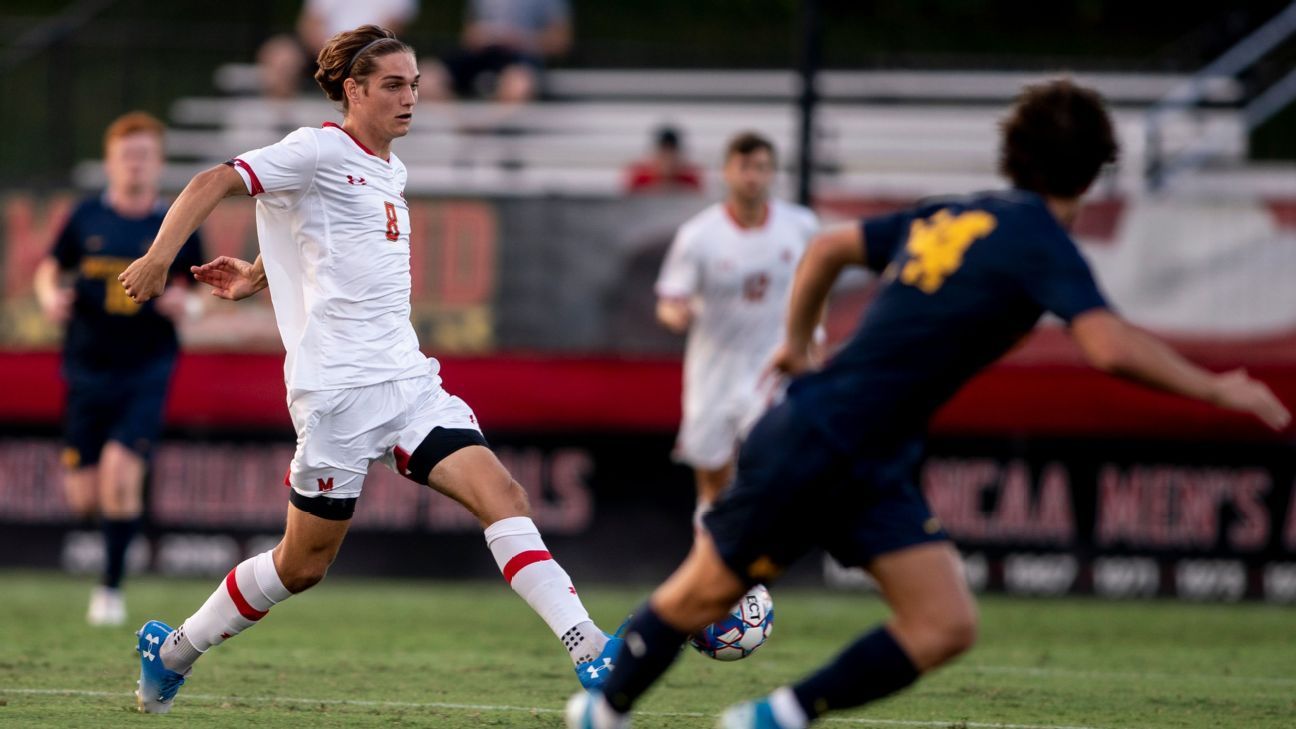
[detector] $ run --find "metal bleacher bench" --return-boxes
[75,68,1247,197]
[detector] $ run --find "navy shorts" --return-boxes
[702,400,949,586]
[62,355,175,468]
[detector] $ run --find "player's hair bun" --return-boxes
[314,25,414,107]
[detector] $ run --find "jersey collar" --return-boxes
[322,122,389,163]
[724,201,771,232]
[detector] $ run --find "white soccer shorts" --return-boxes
[286,374,482,499]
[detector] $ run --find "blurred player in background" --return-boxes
[33,112,204,627]
[655,132,817,524]
[568,80,1292,729]
[119,25,619,714]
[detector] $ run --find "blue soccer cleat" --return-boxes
[565,690,630,729]
[717,698,795,729]
[134,620,189,714]
[575,617,629,691]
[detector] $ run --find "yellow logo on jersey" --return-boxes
[899,209,997,293]
[81,256,141,315]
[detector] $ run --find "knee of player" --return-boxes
[928,606,978,658]
[941,611,978,656]
[893,606,978,664]
[656,581,737,627]
[504,479,531,513]
[276,556,333,593]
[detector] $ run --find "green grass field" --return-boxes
[1,570,1293,728]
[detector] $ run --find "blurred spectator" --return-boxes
[256,34,309,99]
[32,112,205,627]
[428,0,572,102]
[297,0,420,55]
[625,126,704,194]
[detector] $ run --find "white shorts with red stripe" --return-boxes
[286,373,481,499]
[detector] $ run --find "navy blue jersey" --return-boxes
[51,194,204,371]
[789,190,1108,454]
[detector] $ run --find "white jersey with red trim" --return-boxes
[656,199,818,466]
[229,123,434,392]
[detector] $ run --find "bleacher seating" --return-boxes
[72,69,1264,197]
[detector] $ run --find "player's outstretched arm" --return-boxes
[770,223,866,376]
[191,255,268,301]
[1071,309,1292,431]
[119,164,247,303]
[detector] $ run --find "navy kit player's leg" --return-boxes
[63,362,168,627]
[568,403,970,729]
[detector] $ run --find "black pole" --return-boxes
[795,0,822,207]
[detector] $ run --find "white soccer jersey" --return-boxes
[230,123,433,392]
[656,199,818,468]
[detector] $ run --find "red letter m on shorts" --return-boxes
[317,477,334,492]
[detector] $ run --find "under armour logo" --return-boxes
[569,586,577,595]
[583,657,613,679]
[347,175,367,185]
[143,649,155,662]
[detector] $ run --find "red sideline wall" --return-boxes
[3,330,1295,441]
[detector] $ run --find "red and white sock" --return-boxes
[159,549,292,673]
[484,516,606,665]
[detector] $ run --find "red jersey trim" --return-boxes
[724,201,770,231]
[228,159,264,196]
[322,121,389,162]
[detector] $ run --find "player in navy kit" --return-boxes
[33,112,204,627]
[567,80,1292,729]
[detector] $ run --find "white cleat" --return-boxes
[87,586,126,627]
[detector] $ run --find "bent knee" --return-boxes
[940,613,978,656]
[893,610,978,667]
[274,554,334,593]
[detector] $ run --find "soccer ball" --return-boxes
[689,584,774,661]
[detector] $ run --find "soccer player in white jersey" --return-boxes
[656,132,818,521]
[117,25,620,714]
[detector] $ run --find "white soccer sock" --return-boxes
[159,550,292,672]
[484,516,604,664]
[769,686,809,729]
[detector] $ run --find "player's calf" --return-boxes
[155,549,292,675]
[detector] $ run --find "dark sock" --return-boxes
[101,517,139,589]
[601,603,689,713]
[792,626,919,720]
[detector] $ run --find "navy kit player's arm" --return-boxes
[33,203,89,323]
[1025,226,1291,431]
[768,213,903,376]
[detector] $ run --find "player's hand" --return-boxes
[765,341,816,378]
[118,255,170,303]
[656,298,693,334]
[1209,369,1292,431]
[38,287,74,324]
[191,256,264,301]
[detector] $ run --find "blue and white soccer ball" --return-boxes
[689,584,774,661]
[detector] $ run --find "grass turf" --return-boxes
[0,570,1293,728]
